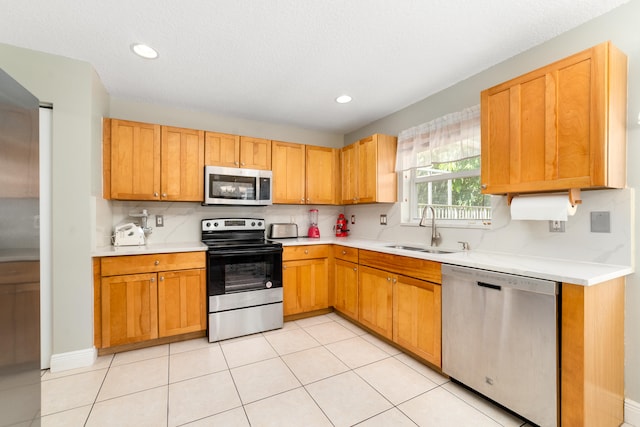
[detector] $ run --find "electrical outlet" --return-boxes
[350,215,356,224]
[380,214,387,225]
[156,215,164,227]
[549,220,565,232]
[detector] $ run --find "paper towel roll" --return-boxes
[510,194,578,221]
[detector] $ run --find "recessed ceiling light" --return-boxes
[336,95,352,104]
[131,43,159,59]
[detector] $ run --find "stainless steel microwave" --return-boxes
[204,166,272,205]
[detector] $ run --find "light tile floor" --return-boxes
[41,313,547,426]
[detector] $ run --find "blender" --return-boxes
[308,209,320,238]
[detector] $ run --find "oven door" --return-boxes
[207,246,282,296]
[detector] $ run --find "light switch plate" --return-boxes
[380,214,387,225]
[156,215,164,227]
[591,211,610,233]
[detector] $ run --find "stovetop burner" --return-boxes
[201,218,281,251]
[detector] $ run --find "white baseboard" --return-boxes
[627,398,640,426]
[49,347,97,373]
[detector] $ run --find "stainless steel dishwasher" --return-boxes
[441,264,558,427]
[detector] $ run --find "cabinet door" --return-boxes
[240,136,271,170]
[272,141,306,204]
[157,269,206,337]
[334,259,358,320]
[393,275,441,367]
[357,136,378,203]
[204,132,240,168]
[358,265,393,339]
[306,146,339,205]
[340,143,358,204]
[109,119,161,200]
[161,126,205,201]
[101,273,158,347]
[283,258,329,316]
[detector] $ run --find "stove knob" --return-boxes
[258,221,263,227]
[205,222,211,228]
[251,221,256,227]
[265,281,273,288]
[213,222,219,227]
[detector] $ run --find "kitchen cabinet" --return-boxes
[333,245,359,320]
[104,119,205,201]
[95,252,206,349]
[393,275,441,367]
[205,132,271,170]
[282,245,329,316]
[341,134,397,204]
[358,249,442,367]
[272,141,339,205]
[358,265,393,339]
[481,41,627,195]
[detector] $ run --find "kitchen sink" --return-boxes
[384,244,456,254]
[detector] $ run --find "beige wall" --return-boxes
[0,43,110,355]
[346,0,640,404]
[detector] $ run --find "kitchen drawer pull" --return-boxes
[159,276,164,281]
[153,192,159,197]
[162,193,167,198]
[477,281,501,291]
[342,250,347,255]
[353,267,357,271]
[304,250,309,254]
[150,277,155,282]
[154,260,160,266]
[283,265,287,270]
[387,277,391,282]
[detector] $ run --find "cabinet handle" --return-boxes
[150,277,155,282]
[234,161,239,166]
[301,199,305,203]
[240,162,245,166]
[392,278,397,284]
[159,276,164,281]
[283,265,287,269]
[387,277,391,282]
[342,250,347,255]
[353,267,357,272]
[304,250,309,254]
[481,184,487,189]
[154,260,160,265]
[162,193,167,198]
[153,192,159,197]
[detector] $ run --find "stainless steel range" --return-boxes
[201,218,283,342]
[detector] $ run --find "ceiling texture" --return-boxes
[0,0,629,134]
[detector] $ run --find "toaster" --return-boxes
[268,223,298,239]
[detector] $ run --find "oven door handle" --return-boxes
[208,247,282,257]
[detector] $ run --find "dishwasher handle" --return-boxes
[477,281,501,291]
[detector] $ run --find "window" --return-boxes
[396,105,491,227]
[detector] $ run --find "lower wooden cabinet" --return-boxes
[283,245,329,316]
[393,275,441,367]
[334,258,359,320]
[358,265,394,340]
[95,251,206,349]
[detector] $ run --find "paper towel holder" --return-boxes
[507,188,582,207]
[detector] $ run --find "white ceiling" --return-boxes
[0,0,628,134]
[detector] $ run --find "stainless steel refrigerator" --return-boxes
[0,68,41,426]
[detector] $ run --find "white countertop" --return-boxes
[92,241,208,257]
[92,237,632,286]
[270,237,633,286]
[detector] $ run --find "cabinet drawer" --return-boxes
[359,249,441,284]
[332,245,358,263]
[283,245,330,261]
[101,251,206,276]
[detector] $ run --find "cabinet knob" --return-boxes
[234,161,239,166]
[283,265,287,270]
[150,277,155,282]
[159,276,164,281]
[153,192,159,197]
[393,278,397,284]
[353,267,357,272]
[154,260,160,265]
[481,184,487,189]
[162,193,167,198]
[342,250,347,255]
[301,199,305,203]
[304,249,309,254]
[387,277,391,282]
[240,162,245,166]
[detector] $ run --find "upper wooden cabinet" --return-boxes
[104,119,204,201]
[341,134,397,204]
[205,132,271,170]
[481,41,628,195]
[272,141,339,205]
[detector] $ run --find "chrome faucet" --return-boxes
[419,205,441,247]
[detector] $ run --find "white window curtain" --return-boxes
[395,104,481,171]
